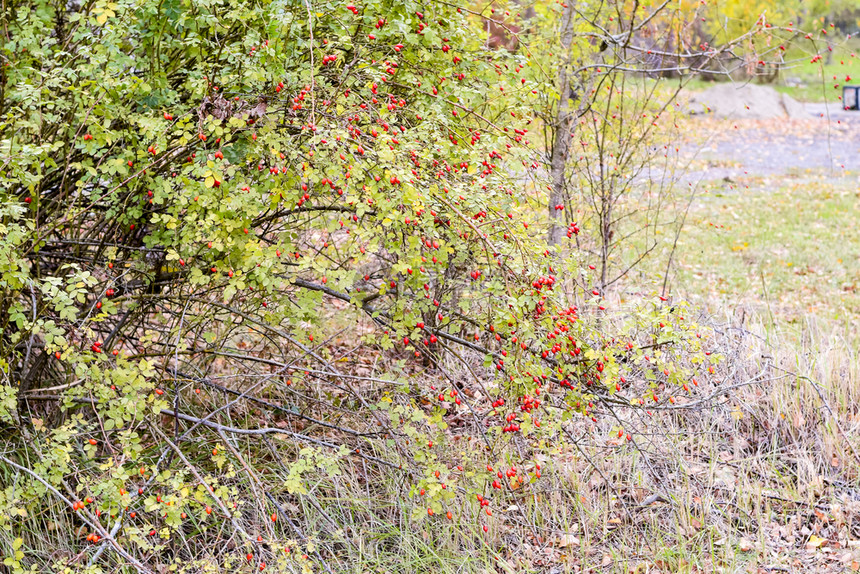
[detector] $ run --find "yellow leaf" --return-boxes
[204,176,215,188]
[806,534,826,549]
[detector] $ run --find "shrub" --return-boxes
[0,0,715,571]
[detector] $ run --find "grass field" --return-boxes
[667,176,860,324]
[561,113,860,571]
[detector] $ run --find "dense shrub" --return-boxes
[0,0,716,571]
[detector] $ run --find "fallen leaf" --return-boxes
[690,517,702,529]
[806,534,827,549]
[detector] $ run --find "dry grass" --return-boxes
[4,300,859,573]
[9,254,860,574]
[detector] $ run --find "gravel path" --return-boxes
[682,103,860,181]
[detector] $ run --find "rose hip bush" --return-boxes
[0,0,716,571]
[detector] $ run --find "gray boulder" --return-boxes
[685,83,807,119]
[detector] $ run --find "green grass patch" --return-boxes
[663,177,860,323]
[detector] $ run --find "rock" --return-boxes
[684,83,807,119]
[781,92,807,118]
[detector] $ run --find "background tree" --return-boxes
[525,0,760,299]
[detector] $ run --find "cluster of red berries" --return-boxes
[502,416,520,433]
[531,275,556,290]
[519,394,539,413]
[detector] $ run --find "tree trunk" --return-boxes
[547,1,576,247]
